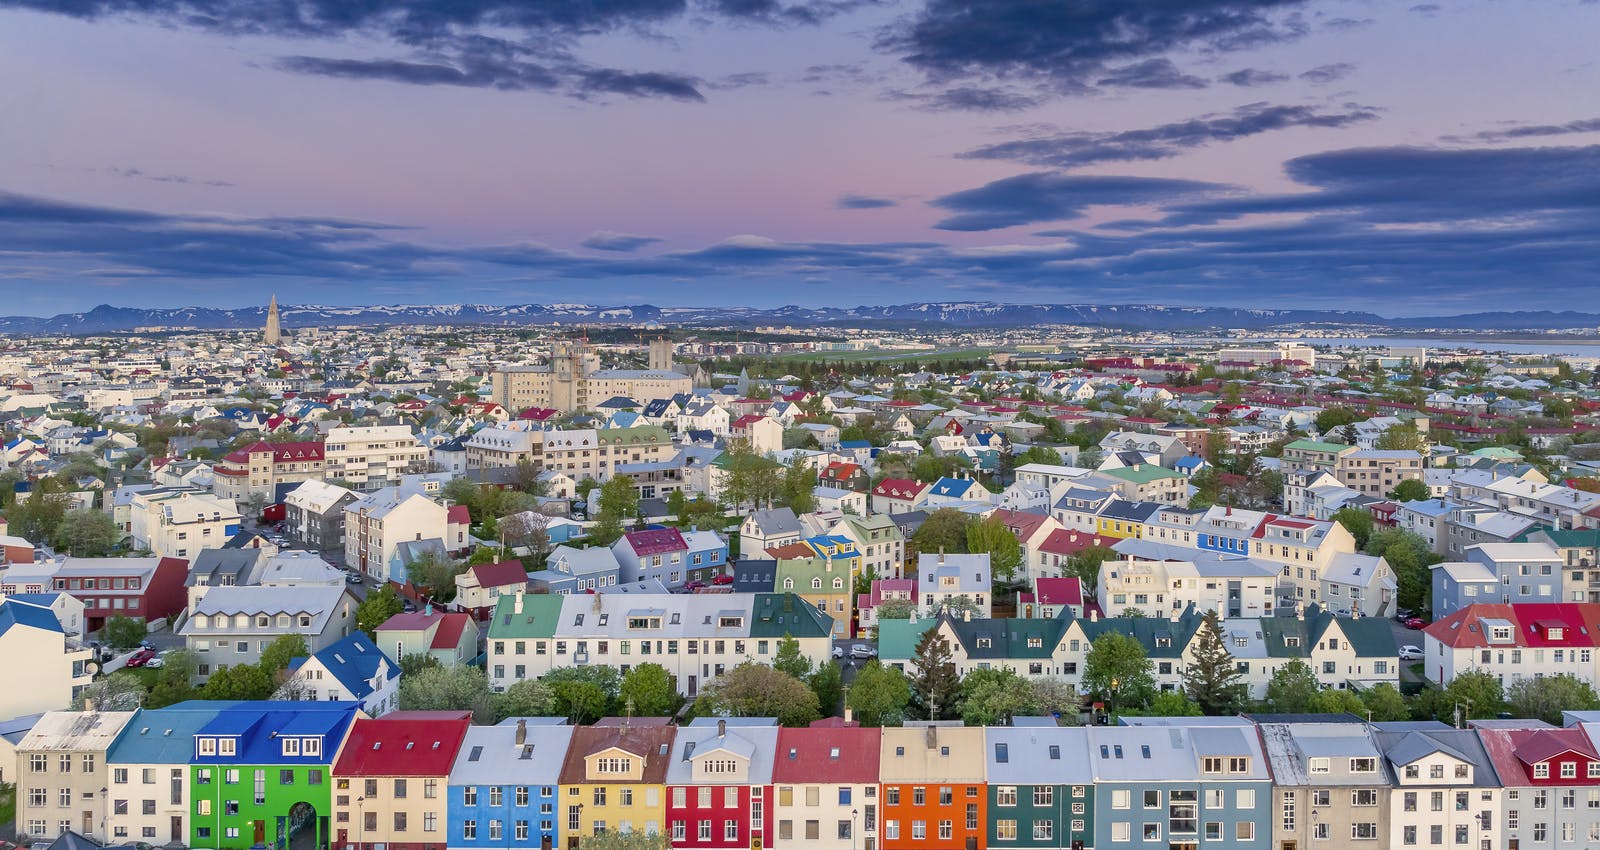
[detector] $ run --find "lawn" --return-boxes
[772,346,997,364]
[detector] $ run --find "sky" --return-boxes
[2,0,1599,317]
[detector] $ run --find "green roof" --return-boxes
[944,614,1070,660]
[1074,609,1203,658]
[878,617,936,661]
[485,593,565,639]
[596,425,671,445]
[1469,446,1523,459]
[750,592,836,639]
[1258,606,1397,658]
[1525,527,1600,548]
[1097,465,1184,484]
[774,555,859,587]
[1284,439,1351,454]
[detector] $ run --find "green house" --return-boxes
[986,725,1096,850]
[189,701,359,850]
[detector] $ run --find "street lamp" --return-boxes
[1108,677,1121,722]
[355,796,364,850]
[851,808,859,850]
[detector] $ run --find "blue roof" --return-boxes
[194,701,359,765]
[929,477,973,497]
[838,440,872,449]
[300,632,399,700]
[109,704,237,764]
[6,592,66,607]
[0,598,64,637]
[1174,456,1206,470]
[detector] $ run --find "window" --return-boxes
[995,820,1017,841]
[463,820,478,840]
[911,820,926,840]
[1144,790,1160,809]
[1143,823,1161,842]
[886,821,899,840]
[1112,822,1130,842]
[1111,790,1130,809]
[463,787,478,806]
[996,787,1017,807]
[1034,787,1053,806]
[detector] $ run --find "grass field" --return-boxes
[772,347,998,364]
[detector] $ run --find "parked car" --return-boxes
[346,572,364,584]
[1404,616,1428,630]
[145,655,165,669]
[1399,645,1424,660]
[712,574,735,585]
[139,639,156,651]
[126,649,156,668]
[401,599,418,613]
[683,580,707,591]
[1395,608,1414,621]
[831,645,845,659]
[849,644,877,659]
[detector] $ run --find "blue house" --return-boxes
[1090,721,1271,850]
[447,719,574,850]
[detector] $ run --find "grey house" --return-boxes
[283,480,359,552]
[178,584,357,681]
[525,545,623,594]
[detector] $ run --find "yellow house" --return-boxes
[558,722,677,848]
[771,535,861,638]
[1094,500,1163,539]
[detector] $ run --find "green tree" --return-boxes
[74,671,147,710]
[1311,688,1368,715]
[5,487,67,546]
[400,652,443,677]
[693,663,820,726]
[1332,507,1375,550]
[965,516,1022,582]
[258,634,309,677]
[204,663,275,701]
[956,668,1036,726]
[845,660,912,726]
[619,663,683,717]
[597,475,640,520]
[1507,674,1600,725]
[578,831,672,850]
[912,508,970,559]
[1361,683,1412,721]
[546,666,622,723]
[405,550,464,601]
[398,664,493,722]
[667,489,689,524]
[1366,528,1441,614]
[1264,660,1322,713]
[1082,632,1156,712]
[781,454,817,515]
[909,628,961,720]
[145,650,200,708]
[355,584,403,638]
[51,508,121,556]
[1145,691,1203,717]
[101,615,148,650]
[772,633,812,680]
[1375,424,1426,451]
[1315,407,1360,435]
[808,661,843,716]
[875,598,916,621]
[491,679,554,722]
[1183,611,1246,715]
[1066,545,1117,594]
[588,512,626,547]
[1389,478,1431,502]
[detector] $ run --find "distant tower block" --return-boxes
[264,295,282,345]
[648,336,675,372]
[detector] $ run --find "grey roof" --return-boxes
[545,545,623,577]
[181,584,350,635]
[1086,726,1200,783]
[1371,722,1502,788]
[665,723,779,785]
[984,726,1094,785]
[748,508,801,537]
[449,722,575,786]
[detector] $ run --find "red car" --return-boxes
[683,580,707,591]
[126,649,156,668]
[1404,617,1427,630]
[712,574,735,585]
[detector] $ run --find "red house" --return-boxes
[331,711,473,850]
[49,555,189,631]
[665,720,777,850]
[771,726,882,850]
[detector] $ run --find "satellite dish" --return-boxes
[85,662,100,676]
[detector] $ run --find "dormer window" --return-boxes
[304,737,321,757]
[219,738,236,757]
[1548,627,1565,640]
[198,737,217,756]
[1350,758,1376,773]
[283,738,301,756]
[1534,763,1550,779]
[1308,758,1330,774]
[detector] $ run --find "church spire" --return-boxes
[264,294,282,345]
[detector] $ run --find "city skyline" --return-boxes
[3,0,1599,314]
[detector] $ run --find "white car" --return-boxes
[1399,645,1424,660]
[831,646,844,659]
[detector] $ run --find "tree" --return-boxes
[1015,445,1065,467]
[51,508,121,556]
[1082,632,1156,712]
[597,475,640,520]
[492,679,554,722]
[1332,507,1375,550]
[259,634,309,678]
[957,668,1036,726]
[693,663,820,726]
[1264,661,1321,713]
[1376,424,1426,451]
[845,660,912,726]
[1366,528,1442,614]
[781,454,817,515]
[965,517,1022,582]
[772,633,812,680]
[1066,545,1117,594]
[1361,683,1412,722]
[355,584,403,638]
[1315,406,1360,436]
[911,509,970,559]
[1145,691,1203,717]
[546,666,622,724]
[74,671,146,710]
[578,831,672,850]
[101,615,148,650]
[1508,674,1600,725]
[588,512,626,547]
[406,550,464,602]
[400,652,443,677]
[1183,611,1246,715]
[145,650,200,708]
[1389,478,1431,502]
[501,510,551,563]
[619,663,682,717]
[5,487,67,546]
[1311,688,1368,715]
[808,661,843,716]
[908,628,961,720]
[204,663,275,701]
[667,489,689,524]
[398,664,493,722]
[875,598,916,621]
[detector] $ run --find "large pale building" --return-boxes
[490,340,691,413]
[324,425,428,491]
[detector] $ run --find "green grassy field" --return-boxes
[772,346,998,364]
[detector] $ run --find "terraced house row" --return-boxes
[28,702,1600,850]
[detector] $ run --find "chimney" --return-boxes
[515,719,527,746]
[1089,609,1099,622]
[1169,607,1180,622]
[84,698,96,712]
[925,724,937,749]
[844,707,854,724]
[718,719,727,738]
[593,591,602,612]
[939,549,946,565]
[1295,602,1304,620]
[963,609,971,622]
[514,587,524,615]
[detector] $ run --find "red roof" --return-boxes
[991,509,1052,541]
[767,541,816,560]
[447,504,470,525]
[1476,726,1600,786]
[1424,603,1600,649]
[518,407,560,421]
[731,414,765,429]
[821,461,860,481]
[429,613,469,650]
[467,559,530,589]
[1037,529,1116,556]
[772,727,882,782]
[332,712,472,777]
[871,478,926,500]
[1033,576,1086,606]
[376,608,473,635]
[623,527,687,556]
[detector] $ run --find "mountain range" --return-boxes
[0,302,1597,333]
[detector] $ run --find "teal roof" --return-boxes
[749,593,835,639]
[1076,609,1203,658]
[943,614,1070,660]
[486,593,566,640]
[878,617,936,661]
[108,703,236,764]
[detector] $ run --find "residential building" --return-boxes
[105,704,226,845]
[527,547,622,596]
[1436,542,1566,615]
[47,556,189,632]
[15,709,137,843]
[185,549,266,611]
[1097,555,1279,620]
[211,441,326,504]
[284,632,400,716]
[1258,720,1390,850]
[128,488,242,559]
[342,486,448,583]
[918,553,992,619]
[878,725,987,850]
[770,725,880,850]
[324,425,428,491]
[448,719,574,850]
[611,528,727,590]
[1370,721,1501,850]
[188,701,359,850]
[330,711,473,850]
[988,510,1063,585]
[1422,603,1600,687]
[1334,450,1425,498]
[984,725,1093,850]
[1474,720,1600,850]
[1087,722,1269,850]
[1090,465,1187,505]
[772,536,862,638]
[871,479,929,516]
[491,344,691,413]
[742,509,804,557]
[1280,439,1357,473]
[180,585,357,682]
[456,559,536,619]
[0,599,93,719]
[541,427,675,483]
[463,424,544,469]
[284,481,359,552]
[557,722,677,843]
[374,605,480,667]
[665,719,778,850]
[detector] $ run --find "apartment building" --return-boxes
[16,709,138,843]
[1334,449,1425,498]
[324,425,428,491]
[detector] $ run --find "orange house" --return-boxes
[879,725,987,850]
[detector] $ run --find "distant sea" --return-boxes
[1321,336,1600,358]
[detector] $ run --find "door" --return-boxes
[82,812,94,836]
[172,815,184,842]
[255,820,268,845]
